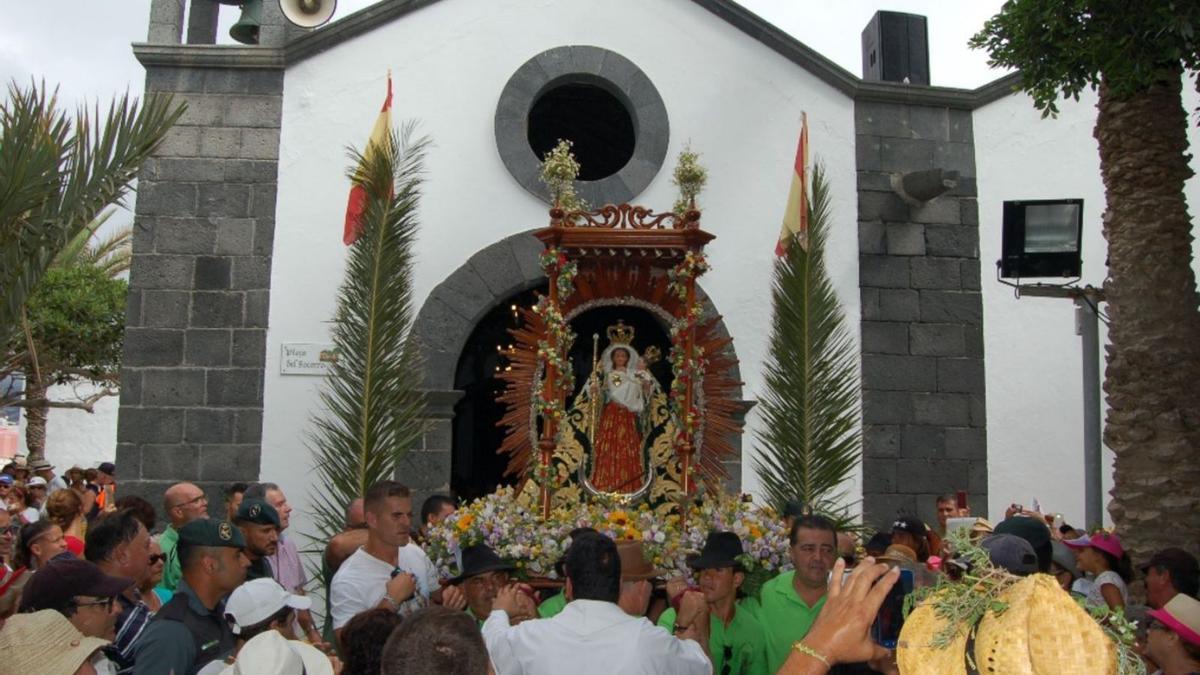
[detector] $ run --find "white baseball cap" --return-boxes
[219,630,332,675]
[224,578,311,634]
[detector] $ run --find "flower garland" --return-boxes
[667,256,708,447]
[666,251,709,301]
[539,248,578,300]
[424,488,791,582]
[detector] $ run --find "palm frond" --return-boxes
[0,81,183,342]
[305,123,430,545]
[754,163,863,529]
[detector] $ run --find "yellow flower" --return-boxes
[624,527,642,541]
[456,514,475,531]
[749,525,763,539]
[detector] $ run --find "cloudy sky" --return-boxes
[1,0,1010,110]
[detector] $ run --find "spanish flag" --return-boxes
[343,73,394,246]
[775,112,809,256]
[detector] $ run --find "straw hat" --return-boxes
[974,574,1116,674]
[0,609,109,675]
[897,591,968,675]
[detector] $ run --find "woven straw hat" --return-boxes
[974,574,1116,674]
[0,609,109,675]
[897,591,968,675]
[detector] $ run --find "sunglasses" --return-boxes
[170,494,207,510]
[149,553,166,565]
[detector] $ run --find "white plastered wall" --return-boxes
[263,0,862,540]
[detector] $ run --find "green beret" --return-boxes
[179,518,246,549]
[235,498,281,528]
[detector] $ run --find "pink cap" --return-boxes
[1148,594,1200,647]
[1063,532,1124,559]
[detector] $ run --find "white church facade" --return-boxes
[38,0,1196,537]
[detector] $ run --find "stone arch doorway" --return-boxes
[407,230,747,504]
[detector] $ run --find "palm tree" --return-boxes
[54,209,133,278]
[0,81,181,344]
[754,164,862,528]
[972,3,1200,565]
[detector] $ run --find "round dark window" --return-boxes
[527,83,635,182]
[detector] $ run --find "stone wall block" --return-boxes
[858,191,909,222]
[398,450,452,491]
[194,256,232,290]
[861,321,908,355]
[880,139,935,172]
[862,355,937,392]
[146,67,207,94]
[249,184,278,218]
[243,290,270,328]
[115,443,142,480]
[860,255,910,288]
[912,393,971,426]
[911,199,962,225]
[859,221,886,254]
[234,410,264,444]
[936,358,986,394]
[919,291,983,324]
[948,109,973,143]
[138,181,197,216]
[964,325,985,359]
[155,126,202,157]
[216,218,256,255]
[886,223,926,256]
[241,129,281,160]
[909,323,965,357]
[933,142,976,177]
[910,258,962,290]
[252,219,275,256]
[153,218,217,254]
[907,107,949,142]
[855,102,910,138]
[206,369,262,407]
[142,368,207,406]
[199,445,261,481]
[185,329,232,366]
[224,160,278,184]
[190,291,244,328]
[423,420,453,452]
[855,136,882,172]
[960,260,982,291]
[960,199,980,227]
[197,183,251,218]
[130,255,195,290]
[185,408,237,444]
[874,289,920,322]
[857,172,893,192]
[198,127,242,159]
[925,225,979,258]
[232,329,267,368]
[863,459,897,493]
[862,391,913,425]
[152,157,225,183]
[119,370,143,406]
[945,428,987,459]
[123,328,184,366]
[232,256,271,290]
[902,425,946,457]
[140,444,200,480]
[969,395,987,428]
[864,424,901,458]
[864,494,917,526]
[142,290,190,328]
[117,408,184,444]
[224,96,283,128]
[175,95,225,126]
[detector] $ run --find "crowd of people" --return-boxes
[0,456,1197,675]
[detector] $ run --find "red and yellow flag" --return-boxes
[775,112,809,256]
[343,73,394,246]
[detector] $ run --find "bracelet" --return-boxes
[792,641,829,666]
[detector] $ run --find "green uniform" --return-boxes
[748,571,826,673]
[156,525,182,593]
[538,590,567,618]
[658,602,769,675]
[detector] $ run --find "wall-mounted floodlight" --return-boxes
[999,199,1083,279]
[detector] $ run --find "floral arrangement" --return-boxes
[539,139,586,211]
[424,488,792,584]
[671,144,708,215]
[539,248,578,300]
[529,254,577,487]
[667,251,709,301]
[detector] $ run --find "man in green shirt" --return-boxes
[751,514,838,673]
[156,482,210,594]
[658,532,768,675]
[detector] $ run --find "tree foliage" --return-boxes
[754,164,862,527]
[306,124,430,545]
[969,0,1200,116]
[0,81,182,344]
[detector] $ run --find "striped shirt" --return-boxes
[107,592,154,674]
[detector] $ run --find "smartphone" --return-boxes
[871,569,914,649]
[955,490,968,510]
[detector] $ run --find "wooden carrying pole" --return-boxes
[538,258,560,520]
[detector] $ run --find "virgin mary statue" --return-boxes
[584,322,656,492]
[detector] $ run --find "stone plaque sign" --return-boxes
[281,343,338,375]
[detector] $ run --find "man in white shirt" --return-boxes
[329,480,439,638]
[483,531,712,675]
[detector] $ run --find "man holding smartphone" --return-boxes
[329,481,436,639]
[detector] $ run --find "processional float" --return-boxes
[496,199,744,519]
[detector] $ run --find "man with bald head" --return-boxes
[157,482,209,593]
[325,498,368,574]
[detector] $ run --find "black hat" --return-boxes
[97,462,116,477]
[994,516,1052,572]
[448,545,515,585]
[981,534,1039,576]
[19,558,134,613]
[687,532,745,570]
[782,500,808,519]
[891,515,929,538]
[179,518,246,549]
[235,499,281,528]
[1141,547,1200,579]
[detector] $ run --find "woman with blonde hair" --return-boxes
[45,488,86,557]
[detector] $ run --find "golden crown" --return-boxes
[606,320,635,346]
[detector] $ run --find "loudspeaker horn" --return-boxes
[280,0,336,28]
[229,0,263,44]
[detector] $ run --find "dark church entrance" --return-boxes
[451,292,673,501]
